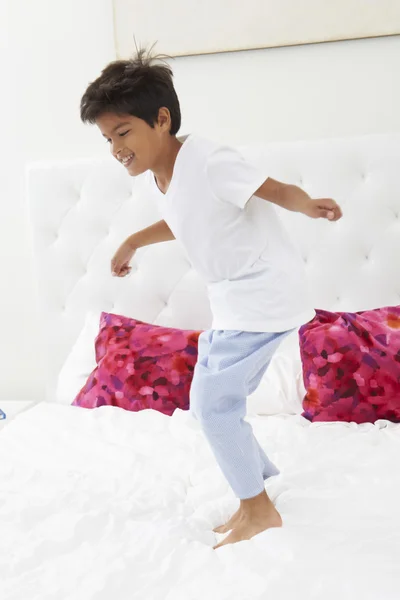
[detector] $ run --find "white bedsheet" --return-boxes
[2,403,399,600]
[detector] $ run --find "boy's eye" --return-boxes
[104,130,129,143]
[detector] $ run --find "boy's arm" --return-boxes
[129,219,175,248]
[112,220,175,277]
[255,178,342,221]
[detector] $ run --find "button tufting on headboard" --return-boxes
[27,134,400,400]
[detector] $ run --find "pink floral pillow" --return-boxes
[299,306,400,423]
[72,312,201,416]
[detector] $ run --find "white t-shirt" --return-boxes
[145,134,315,332]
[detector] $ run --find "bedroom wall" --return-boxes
[172,35,400,145]
[0,0,115,401]
[1,1,399,401]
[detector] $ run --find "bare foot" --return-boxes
[213,506,242,534]
[213,509,282,549]
[213,491,282,549]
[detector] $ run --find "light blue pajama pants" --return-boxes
[190,329,291,500]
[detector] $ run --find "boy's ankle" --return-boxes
[240,490,273,514]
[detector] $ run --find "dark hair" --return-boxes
[80,48,181,135]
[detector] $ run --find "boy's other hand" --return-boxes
[305,198,342,221]
[255,179,342,221]
[111,237,136,277]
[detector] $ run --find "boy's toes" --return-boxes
[213,523,229,534]
[213,509,243,534]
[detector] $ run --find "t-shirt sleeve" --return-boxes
[206,145,267,209]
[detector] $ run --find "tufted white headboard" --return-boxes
[27,133,400,401]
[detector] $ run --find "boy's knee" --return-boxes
[190,388,210,423]
[190,367,246,425]
[190,379,218,424]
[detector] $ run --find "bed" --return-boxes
[2,133,400,599]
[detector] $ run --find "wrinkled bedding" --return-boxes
[1,403,400,600]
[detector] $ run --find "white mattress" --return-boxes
[2,403,400,600]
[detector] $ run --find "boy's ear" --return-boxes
[157,107,171,132]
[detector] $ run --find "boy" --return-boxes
[80,50,342,549]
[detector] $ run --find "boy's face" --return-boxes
[96,112,167,176]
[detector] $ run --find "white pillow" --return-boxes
[56,313,305,414]
[56,312,99,404]
[246,329,305,415]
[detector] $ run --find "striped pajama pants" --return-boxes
[190,329,291,500]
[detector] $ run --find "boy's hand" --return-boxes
[111,237,136,277]
[255,179,342,221]
[304,198,343,221]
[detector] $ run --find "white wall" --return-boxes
[172,35,400,145]
[0,0,116,401]
[1,2,399,402]
[114,0,400,57]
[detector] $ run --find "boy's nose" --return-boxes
[113,146,123,159]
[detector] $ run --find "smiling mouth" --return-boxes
[121,154,134,167]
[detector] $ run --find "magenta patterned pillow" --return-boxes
[299,306,400,423]
[72,312,201,416]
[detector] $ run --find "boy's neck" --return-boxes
[152,136,183,194]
